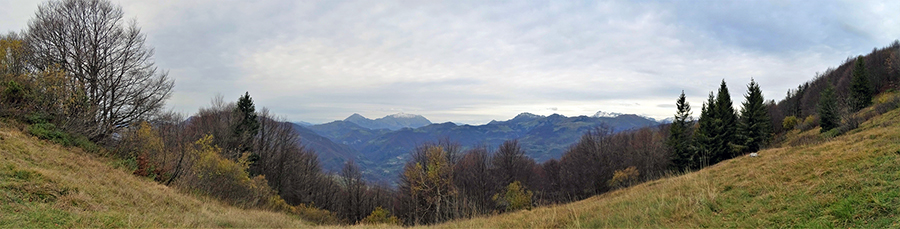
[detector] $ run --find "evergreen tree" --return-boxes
[738,79,771,153]
[667,91,695,171]
[713,80,740,161]
[694,92,716,168]
[233,92,259,158]
[849,57,872,112]
[818,84,840,133]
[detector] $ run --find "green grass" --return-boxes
[432,107,900,228]
[0,124,310,228]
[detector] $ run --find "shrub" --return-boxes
[177,135,285,210]
[782,116,800,130]
[608,166,640,189]
[873,92,900,114]
[25,120,100,153]
[360,206,400,225]
[798,115,819,131]
[822,128,841,139]
[493,181,533,212]
[27,122,70,145]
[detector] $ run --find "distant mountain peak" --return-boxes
[345,113,368,121]
[592,110,625,118]
[515,112,544,119]
[341,112,432,130]
[387,112,421,119]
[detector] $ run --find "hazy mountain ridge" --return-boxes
[343,113,432,131]
[301,111,661,184]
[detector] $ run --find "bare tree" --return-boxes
[340,160,366,223]
[26,0,173,141]
[452,146,495,215]
[491,140,535,188]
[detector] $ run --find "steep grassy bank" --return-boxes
[434,108,900,228]
[0,123,308,228]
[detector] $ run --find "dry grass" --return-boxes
[0,125,310,228]
[428,108,900,228]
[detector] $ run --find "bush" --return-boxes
[607,166,640,189]
[798,115,819,132]
[873,92,900,114]
[493,181,533,212]
[25,120,100,153]
[27,122,70,145]
[822,128,841,139]
[360,206,400,225]
[177,135,286,210]
[782,116,800,130]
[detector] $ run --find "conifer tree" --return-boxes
[738,79,771,153]
[713,80,740,161]
[849,57,872,112]
[694,92,716,168]
[233,92,259,159]
[818,84,840,133]
[667,91,695,171]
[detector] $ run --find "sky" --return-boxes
[2,0,899,125]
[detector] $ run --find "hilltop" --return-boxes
[0,123,307,228]
[432,106,900,228]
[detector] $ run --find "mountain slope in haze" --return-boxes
[305,120,391,150]
[344,113,432,131]
[435,107,900,228]
[0,125,307,228]
[289,123,361,173]
[348,112,660,183]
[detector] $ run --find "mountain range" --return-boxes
[292,111,663,184]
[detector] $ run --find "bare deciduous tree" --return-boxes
[26,0,173,141]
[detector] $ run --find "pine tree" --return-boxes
[713,80,740,161]
[667,91,695,171]
[694,92,716,168]
[738,79,771,153]
[233,92,259,159]
[849,57,872,112]
[818,84,840,133]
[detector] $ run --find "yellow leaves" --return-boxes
[608,166,640,189]
[493,181,533,212]
[361,206,401,225]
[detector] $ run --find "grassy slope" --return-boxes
[434,108,900,228]
[0,124,309,228]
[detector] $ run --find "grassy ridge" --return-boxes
[0,123,308,228]
[433,108,900,228]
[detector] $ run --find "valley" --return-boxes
[295,111,662,183]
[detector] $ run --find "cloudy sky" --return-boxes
[2,0,898,124]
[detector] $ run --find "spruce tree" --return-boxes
[738,79,771,153]
[713,80,740,161]
[234,92,259,154]
[818,84,840,133]
[667,91,695,171]
[694,92,717,168]
[849,57,872,112]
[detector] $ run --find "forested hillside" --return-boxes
[305,112,660,184]
[435,101,900,228]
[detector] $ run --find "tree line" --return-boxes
[769,41,900,136]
